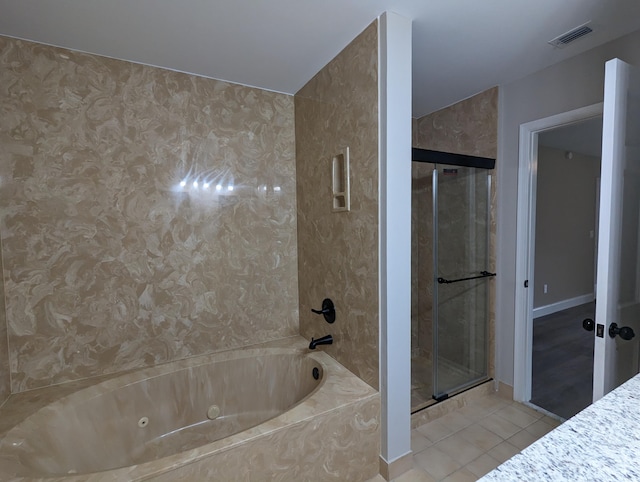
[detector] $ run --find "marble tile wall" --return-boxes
[0,251,8,404]
[411,163,433,360]
[413,87,498,379]
[411,117,427,359]
[415,87,498,158]
[0,36,299,392]
[295,21,379,389]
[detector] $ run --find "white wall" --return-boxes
[533,146,600,308]
[496,29,640,386]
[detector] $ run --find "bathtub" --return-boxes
[0,337,380,481]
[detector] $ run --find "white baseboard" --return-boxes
[533,293,594,319]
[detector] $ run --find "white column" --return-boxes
[378,10,412,468]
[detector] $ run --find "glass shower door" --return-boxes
[433,165,491,399]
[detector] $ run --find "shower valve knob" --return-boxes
[311,298,336,324]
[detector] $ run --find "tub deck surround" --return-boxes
[0,337,380,481]
[481,374,640,481]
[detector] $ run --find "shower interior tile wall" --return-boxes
[0,261,7,403]
[0,36,299,392]
[412,87,499,381]
[411,162,433,361]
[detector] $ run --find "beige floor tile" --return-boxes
[487,440,521,464]
[478,412,521,439]
[413,445,463,480]
[457,423,503,452]
[494,404,541,429]
[542,415,563,428]
[394,468,437,482]
[472,396,511,414]
[513,403,546,420]
[464,453,501,478]
[525,418,556,439]
[408,394,552,481]
[456,403,493,423]
[441,467,478,482]
[507,429,540,450]
[416,419,456,443]
[412,429,433,453]
[437,411,474,433]
[366,475,387,482]
[433,432,485,466]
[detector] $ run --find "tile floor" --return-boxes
[369,393,562,482]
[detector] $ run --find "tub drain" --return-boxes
[207,405,221,420]
[138,416,149,428]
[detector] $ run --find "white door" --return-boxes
[593,58,640,401]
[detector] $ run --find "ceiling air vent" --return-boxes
[548,22,593,48]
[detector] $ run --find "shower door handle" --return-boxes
[437,271,496,284]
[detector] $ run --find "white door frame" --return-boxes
[513,103,603,403]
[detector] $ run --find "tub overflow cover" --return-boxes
[138,416,149,428]
[207,404,221,420]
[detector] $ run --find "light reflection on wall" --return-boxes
[174,176,282,196]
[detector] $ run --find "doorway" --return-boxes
[513,103,603,413]
[529,120,602,418]
[516,59,640,417]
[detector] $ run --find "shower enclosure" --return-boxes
[411,149,494,412]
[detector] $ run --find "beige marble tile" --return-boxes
[487,441,521,464]
[433,431,485,465]
[367,475,387,482]
[524,418,556,439]
[415,87,498,159]
[494,404,542,429]
[437,411,475,433]
[0,35,299,392]
[395,468,437,482]
[413,446,462,480]
[412,429,433,453]
[416,419,455,444]
[411,382,496,428]
[456,403,495,423]
[295,21,379,389]
[542,415,563,428]
[457,423,503,452]
[471,396,511,414]
[478,413,522,439]
[442,467,479,482]
[411,162,434,366]
[507,429,540,450]
[0,260,8,405]
[464,453,501,478]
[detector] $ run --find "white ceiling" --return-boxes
[1,0,640,117]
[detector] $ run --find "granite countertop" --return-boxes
[481,374,640,481]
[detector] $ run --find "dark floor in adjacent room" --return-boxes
[530,301,595,420]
